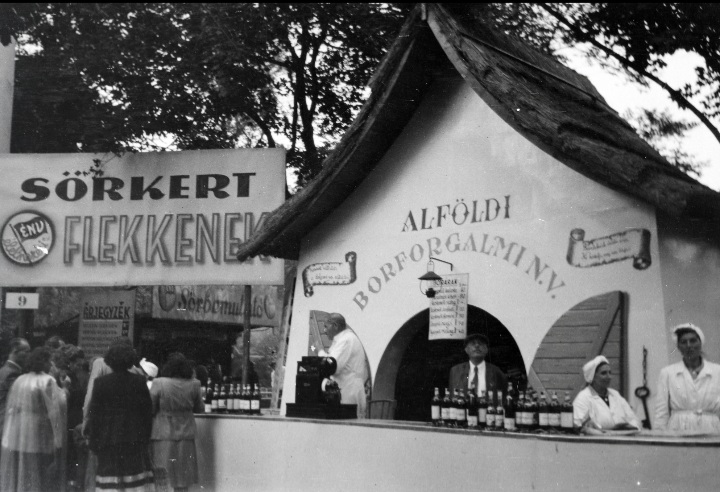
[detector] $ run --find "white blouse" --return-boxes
[573,386,640,430]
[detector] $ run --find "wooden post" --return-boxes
[0,37,15,152]
[242,284,252,387]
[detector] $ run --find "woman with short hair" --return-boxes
[86,343,154,491]
[150,353,204,492]
[573,355,641,434]
[0,347,68,492]
[654,323,720,434]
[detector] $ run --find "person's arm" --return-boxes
[82,358,107,435]
[139,378,153,441]
[613,392,641,430]
[653,368,670,430]
[149,378,161,415]
[573,389,599,432]
[327,336,352,374]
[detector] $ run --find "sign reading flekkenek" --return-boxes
[0,149,285,286]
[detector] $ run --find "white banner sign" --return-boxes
[428,273,469,341]
[152,285,280,327]
[0,149,285,286]
[5,292,39,309]
[78,289,136,359]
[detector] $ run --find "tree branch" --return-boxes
[541,3,720,146]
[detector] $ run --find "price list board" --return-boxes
[428,273,469,341]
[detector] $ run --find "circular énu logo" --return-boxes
[1,211,55,265]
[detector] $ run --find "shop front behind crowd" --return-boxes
[1,321,720,491]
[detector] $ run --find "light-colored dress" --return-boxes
[573,386,641,430]
[654,360,720,434]
[0,372,67,492]
[150,377,204,489]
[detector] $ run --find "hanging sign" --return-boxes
[5,292,39,309]
[152,285,280,327]
[78,289,136,359]
[0,149,285,287]
[428,273,469,341]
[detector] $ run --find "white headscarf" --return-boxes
[671,323,705,345]
[582,355,609,384]
[139,358,158,378]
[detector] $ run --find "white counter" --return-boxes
[192,415,720,492]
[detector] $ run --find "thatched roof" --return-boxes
[237,3,720,261]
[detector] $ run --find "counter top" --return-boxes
[195,412,720,447]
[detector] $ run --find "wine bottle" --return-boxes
[431,387,442,426]
[549,391,561,429]
[538,391,549,429]
[218,384,228,413]
[211,384,219,413]
[231,384,240,414]
[441,388,451,427]
[495,390,504,430]
[477,390,488,429]
[251,385,261,415]
[242,384,251,414]
[503,391,516,431]
[526,389,537,431]
[456,389,467,428]
[516,391,526,430]
[204,381,213,413]
[560,391,574,431]
[466,390,478,428]
[486,390,496,429]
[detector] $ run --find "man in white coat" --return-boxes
[319,313,368,418]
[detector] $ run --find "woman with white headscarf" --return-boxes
[573,355,641,434]
[654,323,720,434]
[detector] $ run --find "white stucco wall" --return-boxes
[283,76,670,416]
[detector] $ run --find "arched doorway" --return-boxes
[374,305,525,422]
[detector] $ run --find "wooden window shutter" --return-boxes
[528,291,626,400]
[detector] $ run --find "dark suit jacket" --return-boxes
[449,361,507,396]
[87,371,152,451]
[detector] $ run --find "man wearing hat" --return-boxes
[449,333,506,397]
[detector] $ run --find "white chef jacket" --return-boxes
[319,328,368,418]
[573,386,640,430]
[654,360,720,433]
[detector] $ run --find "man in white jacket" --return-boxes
[319,313,368,418]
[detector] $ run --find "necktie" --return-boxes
[472,366,479,396]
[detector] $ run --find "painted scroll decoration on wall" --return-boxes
[566,228,651,270]
[302,251,357,297]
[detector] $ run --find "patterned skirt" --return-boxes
[95,442,154,492]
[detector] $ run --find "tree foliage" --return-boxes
[3,3,719,187]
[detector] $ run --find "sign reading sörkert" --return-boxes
[0,149,285,286]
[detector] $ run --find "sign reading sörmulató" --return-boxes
[0,149,285,286]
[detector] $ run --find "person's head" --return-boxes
[61,344,86,375]
[104,343,137,372]
[324,313,347,340]
[44,336,65,350]
[8,338,31,368]
[161,353,194,379]
[464,333,489,365]
[26,347,53,374]
[672,323,704,361]
[583,355,610,393]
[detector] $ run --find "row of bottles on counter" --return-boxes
[430,382,575,433]
[202,380,261,415]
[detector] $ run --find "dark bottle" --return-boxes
[495,390,505,430]
[486,390,496,429]
[232,384,241,414]
[204,381,213,413]
[251,385,261,415]
[560,391,574,432]
[477,390,488,429]
[538,391,549,430]
[526,389,538,431]
[431,387,442,426]
[449,389,459,427]
[441,388,452,427]
[242,384,251,414]
[516,391,526,430]
[548,391,561,430]
[211,384,220,413]
[456,389,467,428]
[503,391,516,431]
[466,390,478,428]
[218,384,228,413]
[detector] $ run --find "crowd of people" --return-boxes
[0,336,206,492]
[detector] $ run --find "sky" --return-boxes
[560,47,720,192]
